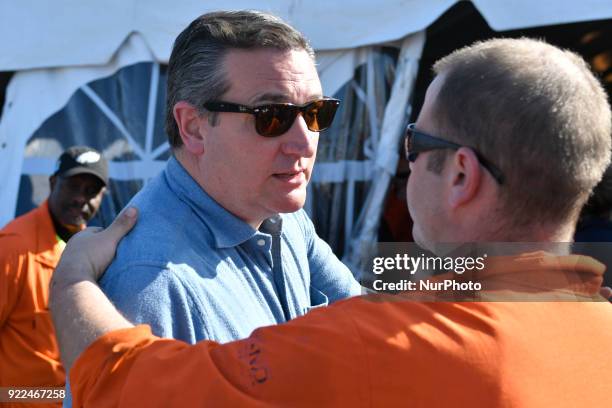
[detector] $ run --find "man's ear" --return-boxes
[448,147,482,209]
[173,101,207,155]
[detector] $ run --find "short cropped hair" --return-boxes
[165,10,315,148]
[430,38,612,226]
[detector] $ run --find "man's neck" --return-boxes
[49,210,78,242]
[497,221,576,243]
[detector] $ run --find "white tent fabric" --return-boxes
[0,34,159,226]
[1,0,612,246]
[343,32,425,274]
[2,0,612,70]
[0,35,369,225]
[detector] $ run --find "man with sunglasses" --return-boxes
[59,10,360,406]
[52,38,612,406]
[93,10,359,357]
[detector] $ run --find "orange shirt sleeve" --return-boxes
[71,304,370,408]
[0,235,27,328]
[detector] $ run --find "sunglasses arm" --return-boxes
[203,102,256,114]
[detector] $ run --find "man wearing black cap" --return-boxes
[48,146,108,241]
[0,146,107,405]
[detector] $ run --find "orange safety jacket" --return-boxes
[1,201,65,407]
[72,252,612,407]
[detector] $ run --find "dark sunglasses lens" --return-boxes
[303,100,339,132]
[255,106,296,137]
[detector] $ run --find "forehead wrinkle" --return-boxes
[250,90,324,105]
[250,92,292,104]
[246,58,319,82]
[224,48,323,105]
[251,76,322,104]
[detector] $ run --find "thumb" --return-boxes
[103,207,138,244]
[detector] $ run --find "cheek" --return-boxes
[311,133,319,151]
[215,142,276,193]
[56,191,71,207]
[406,175,432,229]
[91,194,104,208]
[406,176,418,214]
[307,137,319,167]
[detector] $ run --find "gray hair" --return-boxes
[430,37,612,227]
[165,10,315,148]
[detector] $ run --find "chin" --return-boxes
[63,217,87,229]
[271,192,306,214]
[413,227,434,254]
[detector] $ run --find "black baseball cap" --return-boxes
[53,146,109,186]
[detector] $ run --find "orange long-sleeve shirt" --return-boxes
[1,201,65,407]
[72,253,612,407]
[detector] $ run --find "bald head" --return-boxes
[429,38,611,229]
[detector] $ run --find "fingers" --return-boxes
[103,207,138,244]
[76,226,103,238]
[50,207,139,296]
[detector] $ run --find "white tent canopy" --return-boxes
[1,0,611,267]
[2,0,612,70]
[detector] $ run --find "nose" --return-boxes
[72,190,88,206]
[70,183,95,205]
[280,114,317,158]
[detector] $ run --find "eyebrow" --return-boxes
[249,92,324,105]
